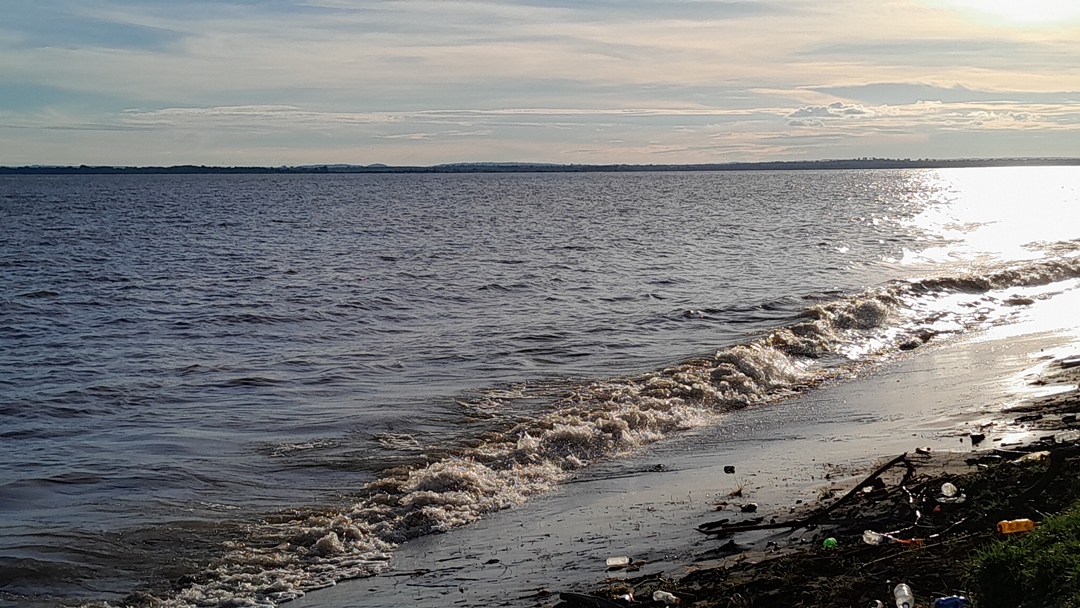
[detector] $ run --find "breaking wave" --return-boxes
[95,253,1080,608]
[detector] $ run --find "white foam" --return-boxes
[106,246,1080,608]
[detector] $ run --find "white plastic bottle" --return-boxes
[653,590,679,605]
[894,583,914,608]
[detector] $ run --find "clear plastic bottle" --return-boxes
[863,530,887,545]
[893,583,914,608]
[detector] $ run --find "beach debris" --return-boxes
[698,452,912,537]
[739,502,758,513]
[932,596,971,608]
[969,433,986,446]
[867,601,885,608]
[724,465,736,474]
[862,530,890,545]
[605,556,631,569]
[1014,450,1050,463]
[1055,430,1080,443]
[937,482,966,504]
[894,583,915,608]
[652,589,680,605]
[996,518,1036,534]
[860,476,888,497]
[915,446,933,456]
[822,537,838,549]
[1015,444,1080,501]
[861,529,925,546]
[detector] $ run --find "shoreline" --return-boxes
[557,352,1080,608]
[288,320,1080,608]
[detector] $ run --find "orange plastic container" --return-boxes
[996,518,1036,534]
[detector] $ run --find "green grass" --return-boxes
[971,502,1080,608]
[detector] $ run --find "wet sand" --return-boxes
[291,307,1080,608]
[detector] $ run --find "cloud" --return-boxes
[787,102,873,120]
[811,82,1077,106]
[787,118,827,128]
[379,132,433,140]
[4,0,1080,165]
[966,110,1039,125]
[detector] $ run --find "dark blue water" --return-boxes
[3,169,1076,607]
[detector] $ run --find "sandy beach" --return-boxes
[287,289,1080,608]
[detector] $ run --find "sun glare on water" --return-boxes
[944,0,1080,24]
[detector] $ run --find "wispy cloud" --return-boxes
[2,0,1080,164]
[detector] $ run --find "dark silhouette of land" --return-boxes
[3,157,1080,175]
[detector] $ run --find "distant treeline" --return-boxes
[3,157,1080,175]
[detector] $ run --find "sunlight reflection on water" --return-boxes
[907,166,1080,264]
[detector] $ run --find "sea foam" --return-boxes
[105,252,1080,608]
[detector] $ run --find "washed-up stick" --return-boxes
[1017,445,1080,501]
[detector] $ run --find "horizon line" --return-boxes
[3,156,1080,174]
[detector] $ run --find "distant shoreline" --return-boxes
[3,157,1080,175]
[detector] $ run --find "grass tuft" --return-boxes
[971,502,1080,608]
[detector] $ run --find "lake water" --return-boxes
[2,167,1079,607]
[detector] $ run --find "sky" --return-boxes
[2,0,1079,166]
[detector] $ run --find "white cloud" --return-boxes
[787,102,873,119]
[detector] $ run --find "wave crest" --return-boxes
[118,252,1080,607]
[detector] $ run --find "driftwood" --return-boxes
[1017,444,1080,501]
[697,452,911,536]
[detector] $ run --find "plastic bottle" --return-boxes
[652,590,679,605]
[605,556,630,568]
[893,583,915,608]
[996,518,1036,534]
[863,530,888,545]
